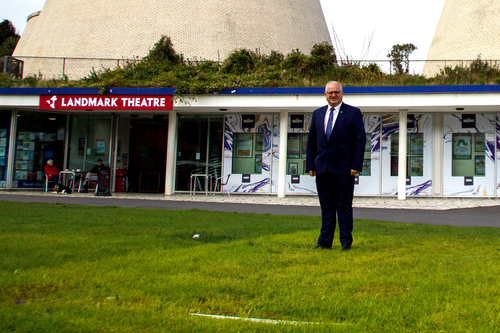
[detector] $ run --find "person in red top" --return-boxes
[44,159,59,191]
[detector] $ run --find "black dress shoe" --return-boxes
[341,244,352,251]
[313,244,331,249]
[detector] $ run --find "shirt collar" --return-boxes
[330,102,342,112]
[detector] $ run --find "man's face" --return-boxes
[324,83,344,107]
[97,161,102,166]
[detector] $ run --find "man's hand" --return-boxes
[350,169,360,177]
[308,170,316,177]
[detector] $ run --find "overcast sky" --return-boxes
[3,0,446,61]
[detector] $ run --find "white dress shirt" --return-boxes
[324,102,342,135]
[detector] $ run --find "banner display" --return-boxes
[40,95,173,111]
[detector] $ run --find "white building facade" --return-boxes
[0,86,499,198]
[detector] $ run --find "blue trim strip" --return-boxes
[1,85,500,96]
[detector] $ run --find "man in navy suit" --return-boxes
[306,81,366,251]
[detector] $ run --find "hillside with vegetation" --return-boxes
[2,36,500,94]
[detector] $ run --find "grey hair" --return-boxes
[47,159,53,164]
[325,81,343,92]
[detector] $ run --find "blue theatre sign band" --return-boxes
[39,95,173,111]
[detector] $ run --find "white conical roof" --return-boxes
[423,0,500,76]
[14,0,331,61]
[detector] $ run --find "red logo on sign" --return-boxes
[39,95,173,110]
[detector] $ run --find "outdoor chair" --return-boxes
[213,173,231,196]
[44,174,57,192]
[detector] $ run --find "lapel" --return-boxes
[318,105,328,142]
[330,103,346,138]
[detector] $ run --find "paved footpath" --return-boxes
[1,191,500,228]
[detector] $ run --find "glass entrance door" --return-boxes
[67,115,113,172]
[175,115,223,192]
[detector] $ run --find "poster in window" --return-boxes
[29,132,35,140]
[255,134,263,152]
[301,134,308,158]
[0,157,5,166]
[390,156,398,176]
[255,154,262,173]
[96,140,106,155]
[47,133,56,142]
[410,156,423,177]
[288,162,298,175]
[360,159,371,176]
[78,138,86,155]
[287,134,300,159]
[365,134,372,152]
[0,138,6,147]
[236,133,253,158]
[0,147,5,156]
[475,156,485,175]
[474,134,485,152]
[452,133,472,159]
[0,129,7,138]
[16,151,24,160]
[15,170,27,180]
[16,160,23,169]
[410,134,424,155]
[391,134,399,154]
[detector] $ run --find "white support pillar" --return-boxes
[165,111,178,196]
[110,114,119,192]
[6,110,18,189]
[277,110,289,198]
[432,114,444,196]
[398,110,408,200]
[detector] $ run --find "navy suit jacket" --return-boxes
[306,102,366,175]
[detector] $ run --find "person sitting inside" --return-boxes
[44,159,59,191]
[83,159,106,191]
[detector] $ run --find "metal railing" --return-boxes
[1,56,24,79]
[10,56,141,80]
[4,56,500,81]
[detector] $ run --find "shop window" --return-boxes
[0,111,11,187]
[67,115,112,172]
[286,133,308,175]
[390,133,424,177]
[232,133,263,174]
[13,112,66,188]
[452,133,485,177]
[360,133,372,176]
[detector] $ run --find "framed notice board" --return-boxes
[139,172,160,192]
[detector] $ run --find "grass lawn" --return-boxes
[1,201,500,332]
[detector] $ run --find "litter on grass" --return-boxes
[190,313,352,326]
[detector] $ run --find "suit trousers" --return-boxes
[315,173,355,248]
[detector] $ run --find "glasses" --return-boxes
[325,91,342,95]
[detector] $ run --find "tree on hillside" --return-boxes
[0,20,20,56]
[387,43,417,75]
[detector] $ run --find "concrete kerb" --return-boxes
[2,190,500,210]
